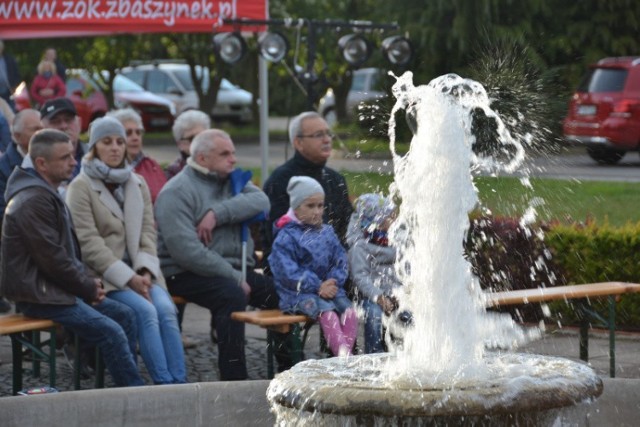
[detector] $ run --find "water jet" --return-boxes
[268,72,603,425]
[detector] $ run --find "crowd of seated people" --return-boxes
[0,105,406,387]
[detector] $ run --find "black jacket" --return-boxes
[262,151,353,255]
[0,167,96,305]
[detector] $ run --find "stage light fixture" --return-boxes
[212,32,247,64]
[381,35,413,67]
[338,34,372,67]
[258,32,289,63]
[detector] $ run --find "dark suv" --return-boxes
[563,57,640,164]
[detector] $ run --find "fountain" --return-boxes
[267,72,603,425]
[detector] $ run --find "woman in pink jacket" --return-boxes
[30,60,66,108]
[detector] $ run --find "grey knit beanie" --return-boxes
[88,116,126,150]
[287,176,324,209]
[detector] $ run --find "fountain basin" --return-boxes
[268,353,603,426]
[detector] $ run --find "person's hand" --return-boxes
[128,274,152,301]
[197,210,217,246]
[40,88,54,97]
[377,295,397,315]
[92,278,106,305]
[239,281,251,297]
[318,279,338,299]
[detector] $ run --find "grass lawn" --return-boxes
[340,172,640,228]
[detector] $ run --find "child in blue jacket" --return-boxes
[268,176,357,356]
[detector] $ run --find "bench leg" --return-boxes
[9,328,57,395]
[10,334,24,395]
[608,295,616,378]
[577,300,589,362]
[266,325,305,379]
[95,350,105,389]
[266,330,275,379]
[48,329,57,390]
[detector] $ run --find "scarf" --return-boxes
[82,157,132,206]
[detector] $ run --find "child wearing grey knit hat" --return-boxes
[287,176,324,209]
[88,116,126,150]
[269,174,358,357]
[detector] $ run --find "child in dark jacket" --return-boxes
[347,193,401,353]
[268,176,358,356]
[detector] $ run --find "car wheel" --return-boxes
[586,147,625,164]
[323,108,337,127]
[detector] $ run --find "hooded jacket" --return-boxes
[0,167,96,304]
[262,151,353,253]
[268,216,348,313]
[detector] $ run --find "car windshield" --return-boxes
[173,66,211,92]
[113,75,145,92]
[578,68,628,93]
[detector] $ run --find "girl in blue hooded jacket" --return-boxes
[268,176,358,356]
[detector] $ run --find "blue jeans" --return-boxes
[17,298,144,387]
[108,286,186,384]
[361,298,385,354]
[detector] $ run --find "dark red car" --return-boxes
[14,70,175,132]
[563,57,640,164]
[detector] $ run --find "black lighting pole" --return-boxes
[223,18,400,110]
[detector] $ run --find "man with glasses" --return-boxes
[40,98,85,180]
[263,111,354,257]
[166,110,210,180]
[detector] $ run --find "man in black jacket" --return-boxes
[263,111,353,256]
[0,129,144,387]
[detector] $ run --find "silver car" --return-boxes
[318,67,387,126]
[120,62,253,123]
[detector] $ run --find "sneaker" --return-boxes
[0,297,12,314]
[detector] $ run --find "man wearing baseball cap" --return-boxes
[39,97,85,179]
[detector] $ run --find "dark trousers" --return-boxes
[166,270,285,380]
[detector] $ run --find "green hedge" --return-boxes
[468,217,640,329]
[545,222,640,329]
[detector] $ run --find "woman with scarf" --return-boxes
[107,108,167,203]
[66,116,186,384]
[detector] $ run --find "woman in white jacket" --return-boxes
[66,116,186,384]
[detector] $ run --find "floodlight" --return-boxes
[258,32,289,62]
[338,34,372,67]
[212,32,247,65]
[381,35,413,67]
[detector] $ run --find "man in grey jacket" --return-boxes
[155,129,284,381]
[0,129,144,387]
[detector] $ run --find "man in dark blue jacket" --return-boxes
[0,109,42,227]
[0,39,21,112]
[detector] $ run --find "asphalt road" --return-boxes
[146,132,640,183]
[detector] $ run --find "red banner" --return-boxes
[0,0,267,39]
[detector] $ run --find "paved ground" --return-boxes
[2,118,639,395]
[2,302,639,396]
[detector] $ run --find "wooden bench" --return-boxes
[0,313,110,394]
[231,309,313,379]
[485,281,640,377]
[0,314,59,395]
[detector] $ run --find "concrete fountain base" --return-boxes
[0,377,639,426]
[267,353,603,426]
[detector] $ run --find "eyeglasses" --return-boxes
[126,128,145,137]
[180,134,197,143]
[297,131,335,140]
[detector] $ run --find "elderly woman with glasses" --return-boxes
[107,109,167,203]
[66,116,187,385]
